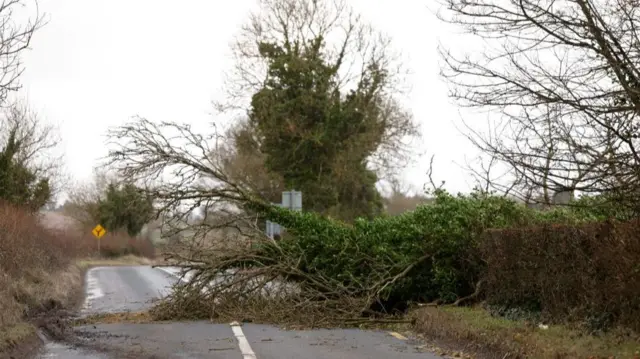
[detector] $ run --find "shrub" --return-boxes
[481,219,640,332]
[570,193,638,221]
[0,203,94,331]
[0,203,92,277]
[0,202,156,341]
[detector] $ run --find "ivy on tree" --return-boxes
[246,38,387,221]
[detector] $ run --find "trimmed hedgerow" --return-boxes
[482,219,640,332]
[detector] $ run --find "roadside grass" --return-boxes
[0,203,157,355]
[0,323,33,352]
[412,306,640,359]
[0,262,84,353]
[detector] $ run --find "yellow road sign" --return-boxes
[92,224,106,239]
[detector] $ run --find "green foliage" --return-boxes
[250,189,613,311]
[97,183,154,237]
[569,193,637,221]
[246,37,388,221]
[0,128,51,210]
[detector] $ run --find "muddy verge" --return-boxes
[0,306,74,359]
[36,313,163,359]
[6,304,163,359]
[1,264,87,359]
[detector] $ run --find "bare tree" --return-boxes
[1,103,64,176]
[0,101,65,203]
[438,0,640,208]
[0,1,44,107]
[62,169,117,227]
[0,2,50,207]
[105,117,262,240]
[218,118,285,204]
[383,177,432,215]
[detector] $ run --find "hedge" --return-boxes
[482,219,640,332]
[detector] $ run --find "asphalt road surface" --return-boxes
[37,266,443,359]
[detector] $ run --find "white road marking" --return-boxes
[156,266,190,283]
[83,267,104,310]
[159,267,259,357]
[230,321,257,359]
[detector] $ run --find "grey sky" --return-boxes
[19,0,480,198]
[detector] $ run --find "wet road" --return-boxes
[37,266,442,359]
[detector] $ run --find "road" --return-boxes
[37,266,442,359]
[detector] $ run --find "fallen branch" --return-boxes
[452,279,485,307]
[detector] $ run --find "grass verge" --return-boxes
[412,306,640,359]
[76,255,157,268]
[0,261,84,356]
[0,256,158,357]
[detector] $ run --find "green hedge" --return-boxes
[253,190,604,310]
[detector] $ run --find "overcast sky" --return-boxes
[19,0,482,199]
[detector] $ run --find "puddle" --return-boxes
[35,331,109,359]
[37,341,109,359]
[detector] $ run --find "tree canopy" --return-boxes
[245,36,391,219]
[215,0,419,221]
[439,0,640,210]
[104,0,418,228]
[97,182,154,237]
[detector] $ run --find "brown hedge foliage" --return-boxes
[481,219,640,331]
[98,231,156,259]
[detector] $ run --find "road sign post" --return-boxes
[266,190,302,239]
[92,224,106,255]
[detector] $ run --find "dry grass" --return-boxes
[0,203,157,354]
[76,255,157,268]
[412,306,640,359]
[0,323,33,351]
[0,263,83,352]
[72,311,155,326]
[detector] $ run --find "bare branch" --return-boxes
[439,0,640,207]
[0,1,45,106]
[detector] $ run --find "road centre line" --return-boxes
[156,267,258,358]
[230,321,258,359]
[155,266,189,283]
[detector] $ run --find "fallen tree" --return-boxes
[106,117,602,325]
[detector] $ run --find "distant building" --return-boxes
[524,188,575,210]
[552,189,574,205]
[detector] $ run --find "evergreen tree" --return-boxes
[97,183,154,236]
[0,128,51,211]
